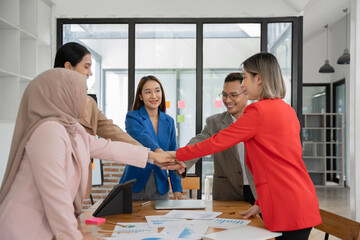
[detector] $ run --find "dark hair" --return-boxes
[133,76,166,113]
[54,42,91,68]
[241,52,285,99]
[224,72,243,84]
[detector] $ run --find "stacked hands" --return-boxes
[149,151,186,174]
[149,151,261,219]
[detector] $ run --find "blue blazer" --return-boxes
[119,105,182,194]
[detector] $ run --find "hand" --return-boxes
[173,191,183,200]
[239,204,261,219]
[149,151,175,167]
[167,151,176,158]
[161,160,187,174]
[155,148,164,153]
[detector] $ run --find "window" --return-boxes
[134,24,196,149]
[201,23,261,196]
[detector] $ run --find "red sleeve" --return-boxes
[176,104,261,161]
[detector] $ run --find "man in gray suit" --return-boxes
[179,73,256,203]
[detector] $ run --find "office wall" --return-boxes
[303,16,350,84]
[303,15,351,185]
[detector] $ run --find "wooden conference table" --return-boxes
[78,200,270,239]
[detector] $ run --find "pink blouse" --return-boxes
[0,121,149,239]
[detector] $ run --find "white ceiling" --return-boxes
[280,0,310,12]
[54,0,351,44]
[277,0,351,42]
[302,0,351,42]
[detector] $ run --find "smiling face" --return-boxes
[221,80,247,119]
[242,69,263,101]
[140,80,162,111]
[65,53,93,79]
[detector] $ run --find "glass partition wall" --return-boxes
[134,24,197,150]
[59,17,302,199]
[201,23,261,197]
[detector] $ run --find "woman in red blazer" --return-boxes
[171,53,321,240]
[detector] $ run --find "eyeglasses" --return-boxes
[218,91,245,101]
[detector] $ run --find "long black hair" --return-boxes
[54,42,90,68]
[133,76,166,113]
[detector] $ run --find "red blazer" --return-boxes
[176,99,321,231]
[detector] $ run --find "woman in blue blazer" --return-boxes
[119,76,183,200]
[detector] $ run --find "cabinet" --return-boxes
[0,0,53,121]
[302,113,344,186]
[0,0,53,183]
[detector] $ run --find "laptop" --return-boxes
[155,199,206,210]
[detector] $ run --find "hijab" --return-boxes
[0,68,87,215]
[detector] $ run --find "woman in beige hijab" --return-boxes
[0,68,175,240]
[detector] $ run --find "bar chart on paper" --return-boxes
[111,223,157,237]
[209,218,251,229]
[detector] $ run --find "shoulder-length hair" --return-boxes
[132,75,166,113]
[241,52,286,100]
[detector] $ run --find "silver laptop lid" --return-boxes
[155,199,206,210]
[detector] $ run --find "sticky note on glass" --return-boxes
[85,217,106,225]
[177,115,185,123]
[166,101,170,109]
[215,100,222,108]
[178,100,185,109]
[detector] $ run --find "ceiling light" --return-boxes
[319,25,335,73]
[337,8,350,64]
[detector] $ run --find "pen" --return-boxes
[99,229,132,234]
[140,200,151,206]
[106,220,135,228]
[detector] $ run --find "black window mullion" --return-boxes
[261,20,268,52]
[128,22,136,111]
[56,19,63,50]
[195,22,203,199]
[293,17,303,126]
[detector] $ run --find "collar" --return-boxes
[139,105,166,120]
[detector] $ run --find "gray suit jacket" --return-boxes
[183,112,257,200]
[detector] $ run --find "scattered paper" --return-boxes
[209,218,251,229]
[146,215,187,228]
[105,232,168,240]
[165,210,222,220]
[161,224,209,240]
[202,225,282,240]
[110,222,157,237]
[184,219,213,226]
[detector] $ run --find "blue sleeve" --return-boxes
[125,111,161,151]
[168,117,177,151]
[169,170,183,192]
[167,116,182,192]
